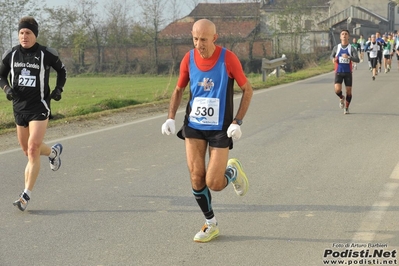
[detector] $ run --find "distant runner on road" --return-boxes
[330,29,360,114]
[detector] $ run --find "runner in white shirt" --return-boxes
[365,36,372,71]
[365,35,382,80]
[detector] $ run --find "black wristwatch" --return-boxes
[233,118,243,125]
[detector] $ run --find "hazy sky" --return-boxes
[42,0,190,17]
[41,0,192,27]
[41,0,243,21]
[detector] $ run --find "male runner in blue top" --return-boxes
[330,30,360,114]
[161,19,253,243]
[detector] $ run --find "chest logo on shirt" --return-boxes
[21,68,30,76]
[198,78,214,91]
[14,61,40,69]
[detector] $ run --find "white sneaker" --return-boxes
[344,108,349,115]
[193,222,219,243]
[49,143,63,171]
[339,97,345,109]
[13,192,30,211]
[227,159,249,196]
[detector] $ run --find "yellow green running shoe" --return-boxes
[227,158,249,196]
[193,222,219,243]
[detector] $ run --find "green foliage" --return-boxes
[283,52,305,72]
[0,74,177,132]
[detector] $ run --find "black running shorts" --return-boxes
[370,57,378,68]
[177,125,233,149]
[334,72,352,87]
[14,112,49,127]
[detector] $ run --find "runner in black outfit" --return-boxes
[0,16,67,211]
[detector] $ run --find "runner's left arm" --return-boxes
[46,47,67,90]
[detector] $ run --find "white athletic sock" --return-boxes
[49,148,57,159]
[23,189,31,198]
[206,217,217,225]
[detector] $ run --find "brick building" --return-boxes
[159,2,273,61]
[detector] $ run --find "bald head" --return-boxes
[191,19,218,58]
[192,19,216,35]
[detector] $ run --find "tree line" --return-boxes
[0,0,335,75]
[0,0,206,75]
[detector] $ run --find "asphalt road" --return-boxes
[1,60,399,266]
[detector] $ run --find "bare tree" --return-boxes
[138,0,167,74]
[104,0,133,73]
[73,0,105,72]
[40,7,78,49]
[166,0,183,73]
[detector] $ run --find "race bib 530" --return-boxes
[189,97,220,125]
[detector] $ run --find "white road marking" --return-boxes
[351,162,399,243]
[0,112,170,156]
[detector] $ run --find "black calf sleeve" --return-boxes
[346,95,352,103]
[192,186,214,220]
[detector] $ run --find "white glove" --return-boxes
[161,119,175,135]
[227,124,242,141]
